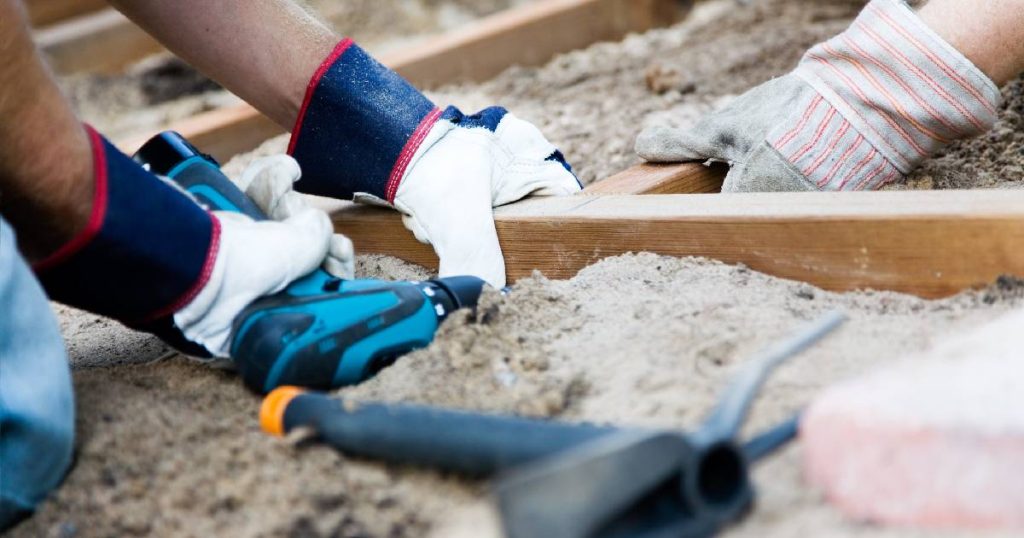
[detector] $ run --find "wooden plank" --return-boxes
[386,0,688,87]
[583,162,726,194]
[36,9,162,74]
[26,0,106,27]
[127,103,283,166]
[117,0,687,157]
[322,189,1024,298]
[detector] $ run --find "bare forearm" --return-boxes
[107,0,339,128]
[0,0,93,261]
[918,0,1024,86]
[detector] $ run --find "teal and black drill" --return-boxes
[133,131,487,394]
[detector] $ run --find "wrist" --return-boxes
[35,127,218,355]
[276,31,341,128]
[287,39,442,202]
[3,125,95,262]
[916,0,1024,86]
[0,85,95,261]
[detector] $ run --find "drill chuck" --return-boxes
[429,275,488,311]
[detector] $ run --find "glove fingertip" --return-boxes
[400,214,433,246]
[440,267,505,290]
[481,264,507,289]
[329,234,355,258]
[635,127,686,161]
[437,247,507,289]
[323,257,356,280]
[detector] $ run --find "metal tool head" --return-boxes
[495,430,704,538]
[494,312,846,538]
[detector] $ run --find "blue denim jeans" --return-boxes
[0,217,74,529]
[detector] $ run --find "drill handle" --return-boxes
[133,131,268,220]
[171,159,269,221]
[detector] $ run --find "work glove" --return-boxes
[380,106,579,287]
[236,155,355,280]
[173,156,341,357]
[636,0,1001,192]
[288,39,580,287]
[36,128,337,359]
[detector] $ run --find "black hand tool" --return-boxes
[262,312,846,537]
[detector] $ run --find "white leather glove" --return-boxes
[364,108,581,288]
[287,40,580,288]
[237,156,355,280]
[174,157,337,358]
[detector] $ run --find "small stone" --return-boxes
[644,63,684,95]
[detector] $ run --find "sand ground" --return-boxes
[12,0,1024,536]
[17,256,1024,538]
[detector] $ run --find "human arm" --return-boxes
[0,0,94,261]
[0,0,346,358]
[108,0,581,287]
[105,0,334,128]
[918,0,1024,87]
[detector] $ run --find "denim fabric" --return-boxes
[0,218,74,530]
[36,129,215,325]
[289,39,438,200]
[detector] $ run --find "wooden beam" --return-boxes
[117,0,688,158]
[26,0,106,27]
[583,162,726,195]
[385,0,688,87]
[322,188,1024,298]
[135,103,283,166]
[36,9,162,74]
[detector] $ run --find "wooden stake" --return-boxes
[36,9,161,74]
[117,0,687,159]
[128,104,283,167]
[385,0,688,87]
[321,188,1024,298]
[25,0,106,27]
[583,162,726,194]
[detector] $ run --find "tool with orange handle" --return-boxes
[261,312,845,538]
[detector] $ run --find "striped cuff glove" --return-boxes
[636,0,1002,192]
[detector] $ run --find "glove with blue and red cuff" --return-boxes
[288,38,581,288]
[34,127,335,359]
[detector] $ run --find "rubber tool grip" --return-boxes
[261,388,620,476]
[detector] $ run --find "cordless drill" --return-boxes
[133,131,487,394]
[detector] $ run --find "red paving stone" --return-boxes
[801,309,1024,529]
